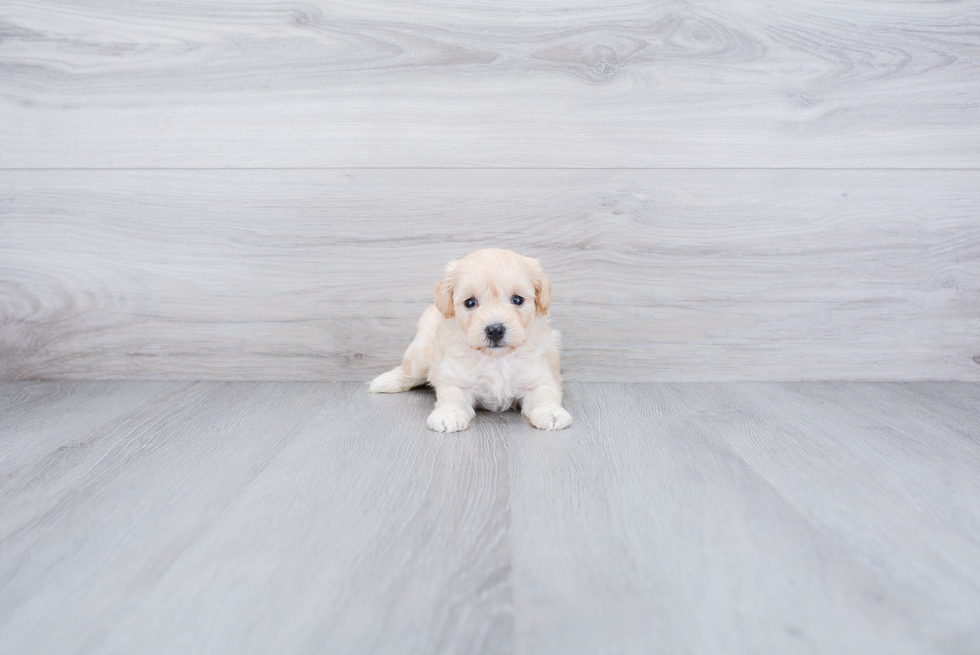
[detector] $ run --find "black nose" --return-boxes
[485,323,506,343]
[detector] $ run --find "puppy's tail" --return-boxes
[368,367,420,393]
[368,305,441,393]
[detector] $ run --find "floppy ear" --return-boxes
[526,257,552,315]
[433,260,459,318]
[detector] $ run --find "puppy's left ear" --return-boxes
[526,257,552,315]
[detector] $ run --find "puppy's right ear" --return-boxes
[434,260,459,318]
[525,256,552,315]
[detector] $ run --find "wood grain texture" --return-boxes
[2,0,979,167]
[1,381,979,653]
[0,381,512,654]
[2,169,978,381]
[509,382,980,654]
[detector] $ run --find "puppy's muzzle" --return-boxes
[485,323,506,347]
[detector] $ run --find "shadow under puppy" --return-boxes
[369,248,572,432]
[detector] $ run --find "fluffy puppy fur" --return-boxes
[369,248,572,433]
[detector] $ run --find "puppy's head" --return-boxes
[434,248,551,355]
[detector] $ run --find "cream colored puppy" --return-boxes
[369,248,572,433]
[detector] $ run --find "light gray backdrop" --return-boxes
[2,1,978,381]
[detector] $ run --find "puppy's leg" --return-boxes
[369,305,441,393]
[523,329,571,430]
[522,384,572,431]
[427,385,475,433]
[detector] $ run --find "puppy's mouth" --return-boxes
[479,341,518,354]
[479,344,508,352]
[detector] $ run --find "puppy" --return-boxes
[369,248,572,433]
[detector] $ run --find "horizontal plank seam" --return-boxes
[3,167,980,172]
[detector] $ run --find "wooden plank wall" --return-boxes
[1,1,978,381]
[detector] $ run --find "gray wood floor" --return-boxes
[1,381,978,654]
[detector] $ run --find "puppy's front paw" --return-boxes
[427,406,472,433]
[527,406,572,431]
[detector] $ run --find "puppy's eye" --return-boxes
[464,297,477,309]
[511,295,524,306]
